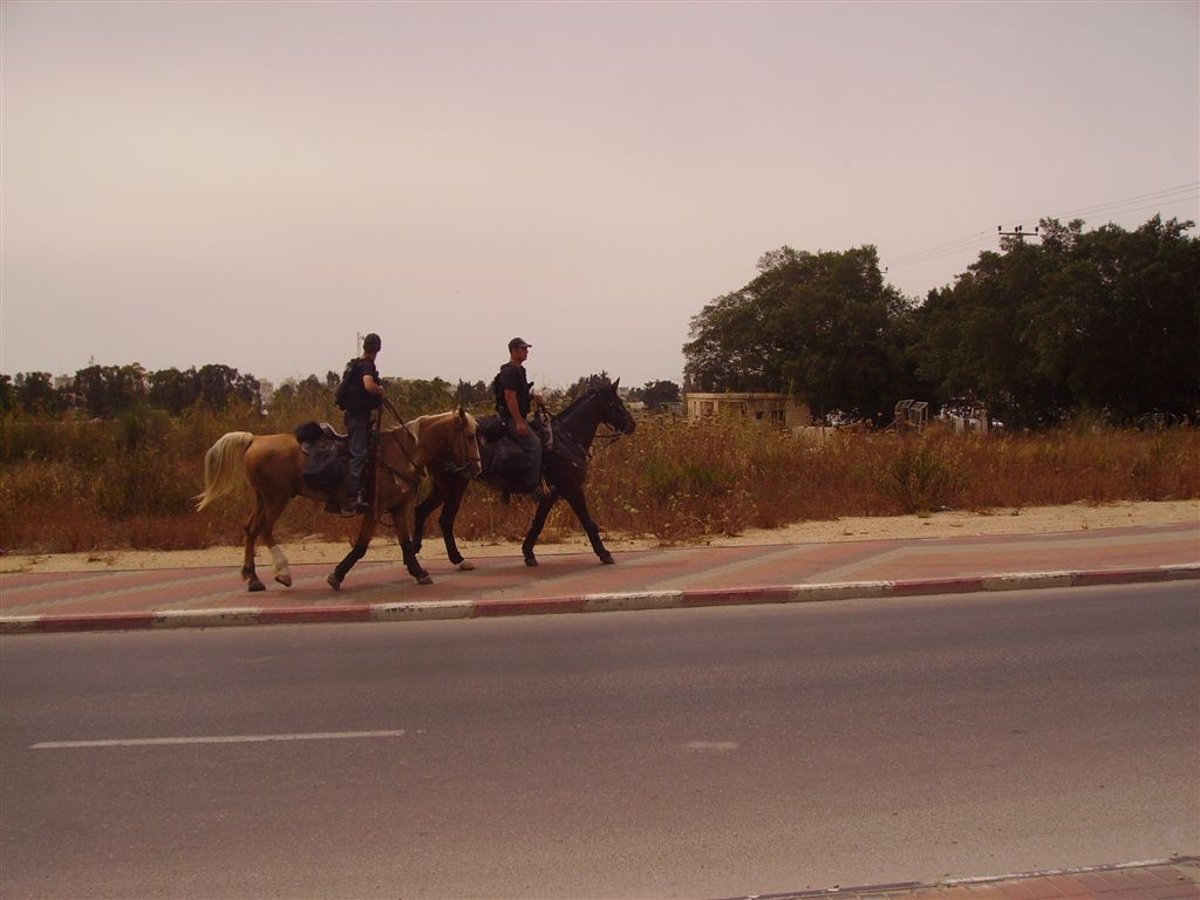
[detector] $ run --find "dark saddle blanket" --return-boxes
[475,415,584,490]
[294,421,347,494]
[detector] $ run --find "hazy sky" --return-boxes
[3,1,1197,390]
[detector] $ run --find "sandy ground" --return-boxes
[2,500,1197,575]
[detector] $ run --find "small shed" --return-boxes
[684,392,810,427]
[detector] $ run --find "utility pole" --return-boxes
[997,224,1039,243]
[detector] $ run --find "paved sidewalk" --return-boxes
[741,857,1200,900]
[1,521,1197,633]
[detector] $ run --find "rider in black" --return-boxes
[342,333,385,514]
[493,337,545,498]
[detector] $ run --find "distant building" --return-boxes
[684,392,810,427]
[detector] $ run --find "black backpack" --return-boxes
[334,358,359,411]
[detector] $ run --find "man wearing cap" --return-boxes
[342,333,385,514]
[493,337,544,497]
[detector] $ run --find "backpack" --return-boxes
[334,358,359,411]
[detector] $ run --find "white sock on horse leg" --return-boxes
[269,545,291,580]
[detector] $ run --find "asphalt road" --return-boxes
[2,583,1197,899]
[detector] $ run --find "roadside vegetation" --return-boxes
[3,212,1195,554]
[1,401,1195,553]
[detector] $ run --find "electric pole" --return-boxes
[997,224,1039,243]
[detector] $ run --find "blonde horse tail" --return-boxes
[194,431,255,511]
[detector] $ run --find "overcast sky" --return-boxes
[2,1,1197,390]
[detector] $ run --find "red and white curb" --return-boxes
[2,564,1197,635]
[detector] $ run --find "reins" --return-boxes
[539,393,630,464]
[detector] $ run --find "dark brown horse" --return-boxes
[414,381,635,568]
[196,409,481,591]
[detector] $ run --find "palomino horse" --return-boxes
[414,381,636,568]
[195,409,480,591]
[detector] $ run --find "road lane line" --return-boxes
[31,729,405,749]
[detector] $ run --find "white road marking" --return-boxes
[32,729,405,749]
[684,741,740,751]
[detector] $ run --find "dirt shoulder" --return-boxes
[2,500,1196,575]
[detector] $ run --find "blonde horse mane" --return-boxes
[405,409,478,445]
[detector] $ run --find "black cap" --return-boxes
[363,333,382,352]
[508,337,532,350]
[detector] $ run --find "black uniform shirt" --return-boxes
[494,362,532,418]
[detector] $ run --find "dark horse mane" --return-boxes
[555,382,615,421]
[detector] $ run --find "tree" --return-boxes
[683,245,914,417]
[455,379,492,409]
[148,367,199,415]
[0,375,15,415]
[914,215,1199,426]
[72,364,147,418]
[13,372,61,416]
[565,372,612,401]
[635,380,681,411]
[1034,215,1199,421]
[194,364,260,411]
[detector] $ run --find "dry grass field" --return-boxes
[1,405,1197,561]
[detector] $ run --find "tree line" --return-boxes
[683,215,1199,428]
[0,362,682,420]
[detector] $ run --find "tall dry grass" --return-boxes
[1,406,1196,553]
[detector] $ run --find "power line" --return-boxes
[883,182,1199,272]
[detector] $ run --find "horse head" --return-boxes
[456,407,483,478]
[596,378,637,435]
[408,408,482,479]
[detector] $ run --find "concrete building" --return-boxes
[684,392,811,427]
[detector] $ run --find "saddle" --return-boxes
[294,421,349,498]
[475,415,560,499]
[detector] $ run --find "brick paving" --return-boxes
[1,521,1197,632]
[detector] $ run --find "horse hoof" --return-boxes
[275,574,292,587]
[416,575,434,586]
[456,560,475,571]
[524,556,538,567]
[248,579,266,592]
[326,574,342,591]
[599,553,615,565]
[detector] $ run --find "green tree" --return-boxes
[148,367,199,415]
[455,379,492,409]
[684,245,913,417]
[636,380,681,410]
[14,372,62,416]
[566,371,612,401]
[1034,215,1199,422]
[73,364,147,418]
[915,215,1199,426]
[0,375,14,415]
[194,364,260,411]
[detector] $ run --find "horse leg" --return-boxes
[438,478,472,570]
[242,503,267,592]
[242,491,284,591]
[521,493,559,567]
[562,485,615,564]
[327,515,376,591]
[411,485,443,557]
[390,498,432,585]
[260,497,293,587]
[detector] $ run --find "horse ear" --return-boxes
[612,377,620,390]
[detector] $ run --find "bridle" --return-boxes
[444,410,480,478]
[549,390,633,463]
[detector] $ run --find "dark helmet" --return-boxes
[508,336,532,350]
[363,333,382,353]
